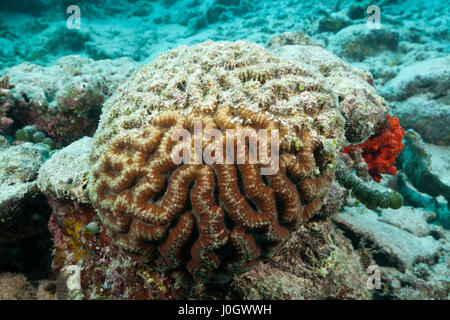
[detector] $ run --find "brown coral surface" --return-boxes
[89,41,344,282]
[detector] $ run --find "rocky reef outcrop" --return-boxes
[1,56,135,146]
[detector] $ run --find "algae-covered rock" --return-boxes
[333,207,442,272]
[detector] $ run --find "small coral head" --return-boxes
[344,115,406,183]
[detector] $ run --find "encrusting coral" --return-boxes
[89,41,347,282]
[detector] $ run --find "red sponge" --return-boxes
[344,115,406,183]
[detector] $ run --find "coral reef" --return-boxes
[38,137,198,299]
[89,41,346,282]
[0,273,36,300]
[0,0,449,301]
[37,134,374,299]
[344,115,406,183]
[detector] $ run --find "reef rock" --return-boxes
[382,56,450,102]
[0,75,15,134]
[378,207,435,238]
[0,143,51,242]
[333,207,441,272]
[328,24,399,62]
[2,55,135,145]
[37,137,92,203]
[378,263,450,300]
[382,57,450,145]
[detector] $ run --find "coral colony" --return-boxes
[89,42,339,282]
[0,0,449,301]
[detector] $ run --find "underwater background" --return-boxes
[0,0,449,300]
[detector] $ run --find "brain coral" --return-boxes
[89,41,346,282]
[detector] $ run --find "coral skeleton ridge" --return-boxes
[89,41,343,281]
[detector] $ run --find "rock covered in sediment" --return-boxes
[0,143,51,242]
[37,137,93,203]
[389,96,450,146]
[2,55,135,145]
[378,207,436,238]
[381,57,450,145]
[327,24,400,62]
[332,207,442,272]
[382,56,450,102]
[268,31,389,143]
